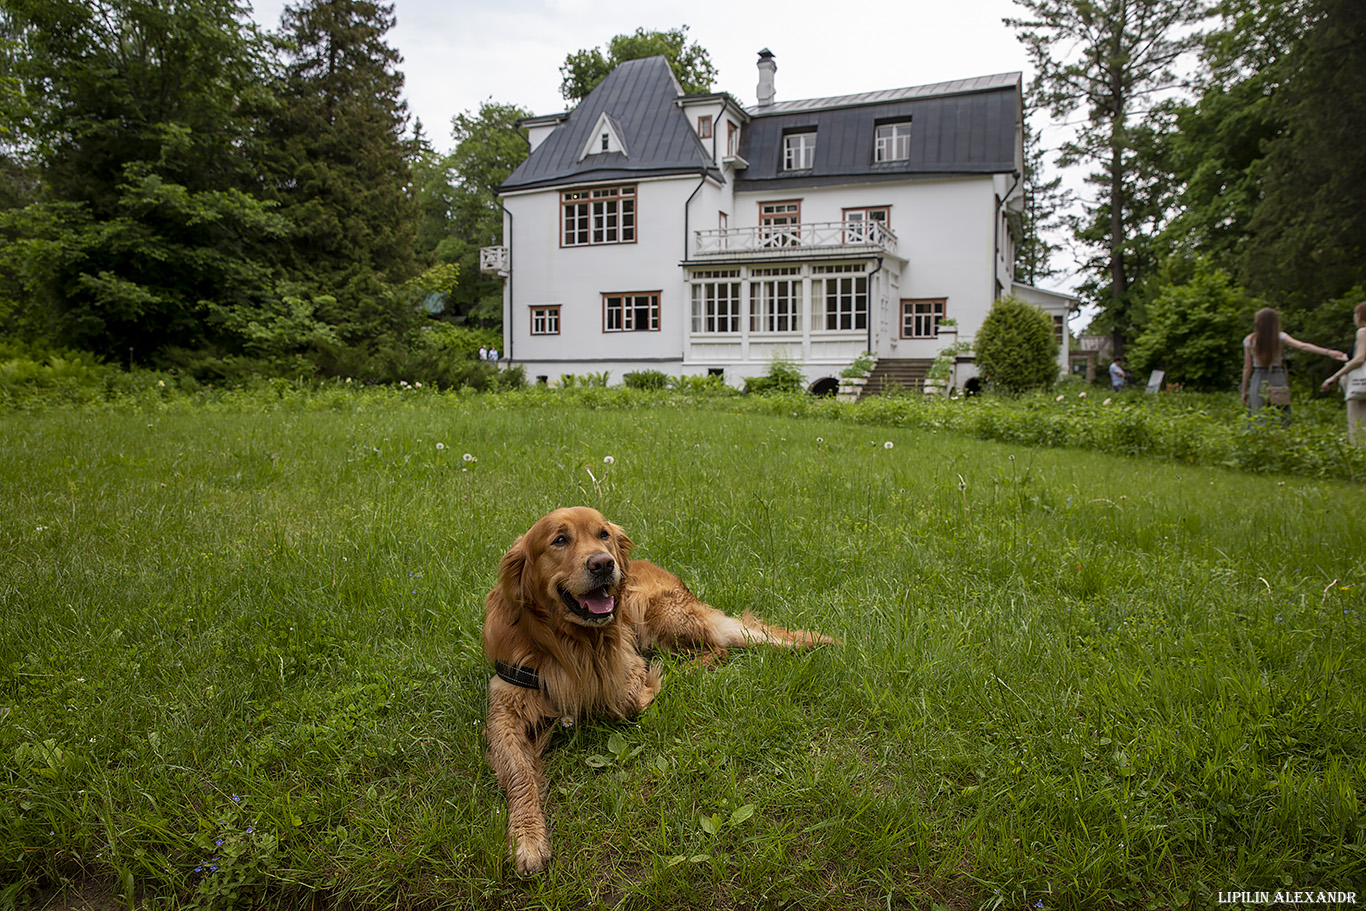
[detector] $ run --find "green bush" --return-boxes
[974,296,1059,394]
[1127,259,1253,391]
[744,357,806,394]
[623,369,669,390]
[668,374,736,396]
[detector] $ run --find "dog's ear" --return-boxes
[609,522,633,565]
[498,535,528,616]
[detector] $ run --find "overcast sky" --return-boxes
[247,0,1092,304]
[247,0,1049,146]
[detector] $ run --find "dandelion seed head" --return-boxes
[463,453,474,462]
[436,442,445,450]
[884,441,894,449]
[603,455,615,465]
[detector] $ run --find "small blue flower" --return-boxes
[231,794,241,802]
[215,839,223,847]
[246,826,254,834]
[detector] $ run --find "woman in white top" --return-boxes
[1240,307,1346,425]
[1319,301,1366,445]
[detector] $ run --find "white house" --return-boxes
[484,51,1073,391]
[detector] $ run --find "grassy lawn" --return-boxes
[2,393,1364,909]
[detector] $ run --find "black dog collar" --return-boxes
[494,660,543,691]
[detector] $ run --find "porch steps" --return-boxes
[861,358,934,398]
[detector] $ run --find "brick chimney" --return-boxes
[756,48,777,107]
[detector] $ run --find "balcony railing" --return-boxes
[479,245,509,276]
[692,220,898,259]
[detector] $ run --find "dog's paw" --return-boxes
[514,831,552,876]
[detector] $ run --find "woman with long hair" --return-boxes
[1319,301,1366,444]
[1240,308,1346,425]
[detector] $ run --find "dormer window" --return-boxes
[697,115,713,139]
[579,112,628,161]
[875,121,912,162]
[783,130,816,170]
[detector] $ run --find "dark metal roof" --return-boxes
[500,56,717,193]
[736,74,1022,191]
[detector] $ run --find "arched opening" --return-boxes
[809,377,839,397]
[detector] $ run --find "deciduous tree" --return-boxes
[560,26,716,102]
[0,0,284,359]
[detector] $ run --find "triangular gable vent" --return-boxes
[579,112,629,161]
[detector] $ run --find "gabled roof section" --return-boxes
[500,56,717,193]
[737,72,1023,191]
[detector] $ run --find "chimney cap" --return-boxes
[757,48,775,60]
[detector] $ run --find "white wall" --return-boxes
[503,174,713,368]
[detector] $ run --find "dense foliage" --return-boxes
[0,0,523,384]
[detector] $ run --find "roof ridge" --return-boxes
[748,71,1022,115]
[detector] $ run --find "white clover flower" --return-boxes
[1056,394,1065,402]
[1079,391,1087,398]
[415,381,422,388]
[1103,397,1113,405]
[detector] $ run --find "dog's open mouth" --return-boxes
[560,585,616,623]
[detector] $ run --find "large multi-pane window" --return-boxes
[603,293,660,332]
[783,130,816,170]
[750,268,803,333]
[902,299,945,338]
[874,121,912,162]
[690,271,742,333]
[815,265,869,331]
[561,185,635,246]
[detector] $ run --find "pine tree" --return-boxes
[262,0,419,342]
[1014,120,1069,287]
[1007,0,1209,353]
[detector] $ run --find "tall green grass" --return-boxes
[1,397,1363,909]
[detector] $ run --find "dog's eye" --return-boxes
[551,534,568,546]
[598,529,611,540]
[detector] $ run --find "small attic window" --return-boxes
[580,113,628,161]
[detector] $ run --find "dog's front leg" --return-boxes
[486,679,556,875]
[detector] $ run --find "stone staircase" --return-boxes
[860,358,933,398]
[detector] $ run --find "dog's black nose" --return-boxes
[586,553,615,576]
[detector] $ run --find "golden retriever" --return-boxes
[482,506,835,875]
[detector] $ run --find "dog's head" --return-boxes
[499,507,633,629]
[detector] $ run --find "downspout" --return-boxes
[994,169,1022,298]
[683,170,707,261]
[866,256,883,355]
[499,200,513,363]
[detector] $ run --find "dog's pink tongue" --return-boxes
[580,590,615,615]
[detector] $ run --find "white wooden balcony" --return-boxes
[691,220,899,261]
[479,245,509,277]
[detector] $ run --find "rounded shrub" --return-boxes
[974,296,1059,394]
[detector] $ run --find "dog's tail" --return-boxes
[734,610,840,648]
